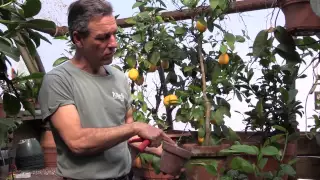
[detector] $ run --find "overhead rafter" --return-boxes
[36,0,278,73]
[47,0,278,37]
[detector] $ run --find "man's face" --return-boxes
[74,15,118,66]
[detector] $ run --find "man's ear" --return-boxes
[72,31,83,48]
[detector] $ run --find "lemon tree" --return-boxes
[113,0,248,146]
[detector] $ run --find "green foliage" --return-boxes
[219,129,297,179]
[0,0,55,149]
[114,0,246,144]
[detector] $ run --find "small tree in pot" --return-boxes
[217,26,307,179]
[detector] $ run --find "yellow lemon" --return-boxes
[133,156,142,168]
[128,68,139,81]
[198,137,204,144]
[218,53,229,65]
[163,95,170,106]
[196,21,207,33]
[163,94,178,106]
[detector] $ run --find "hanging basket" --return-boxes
[279,0,320,36]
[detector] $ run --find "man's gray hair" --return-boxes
[67,0,114,42]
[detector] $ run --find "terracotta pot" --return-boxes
[40,130,57,168]
[182,143,231,180]
[131,131,192,180]
[160,141,192,176]
[279,0,320,36]
[132,165,175,180]
[0,100,6,118]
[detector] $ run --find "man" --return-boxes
[38,0,175,179]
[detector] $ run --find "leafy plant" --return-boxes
[234,26,305,142]
[0,0,55,155]
[192,126,297,179]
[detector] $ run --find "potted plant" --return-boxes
[214,25,307,179]
[279,0,320,36]
[116,0,247,179]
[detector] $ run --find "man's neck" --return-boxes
[71,53,104,75]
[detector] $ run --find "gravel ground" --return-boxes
[12,168,61,179]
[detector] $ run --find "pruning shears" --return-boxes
[128,137,151,152]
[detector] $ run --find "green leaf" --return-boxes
[280,164,296,176]
[3,93,21,116]
[230,157,255,174]
[235,90,242,102]
[150,51,160,65]
[235,35,245,43]
[22,0,41,18]
[124,18,136,24]
[221,145,259,155]
[53,57,68,67]
[198,127,205,137]
[273,125,287,132]
[20,19,56,33]
[131,34,143,43]
[274,26,295,51]
[252,30,268,57]
[183,65,195,72]
[13,72,44,82]
[132,1,145,9]
[256,99,263,118]
[258,158,268,169]
[151,155,161,174]
[211,65,221,83]
[21,99,35,117]
[138,11,150,19]
[261,146,279,156]
[213,106,230,126]
[288,158,298,165]
[220,44,228,53]
[175,27,186,35]
[209,0,219,10]
[205,161,218,175]
[288,89,298,103]
[224,32,236,45]
[28,30,51,45]
[144,41,153,53]
[181,0,199,8]
[0,37,20,61]
[227,127,240,141]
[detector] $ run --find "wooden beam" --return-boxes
[49,0,277,37]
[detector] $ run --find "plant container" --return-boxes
[0,97,6,118]
[131,131,191,180]
[40,130,57,168]
[279,0,320,36]
[0,149,9,179]
[182,143,231,180]
[16,138,45,170]
[160,141,192,176]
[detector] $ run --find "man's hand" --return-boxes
[133,122,175,148]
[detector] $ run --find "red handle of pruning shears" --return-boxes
[128,137,151,152]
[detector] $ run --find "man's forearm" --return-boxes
[69,123,137,155]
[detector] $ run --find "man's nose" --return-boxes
[108,34,118,48]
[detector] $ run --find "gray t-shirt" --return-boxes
[38,60,133,179]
